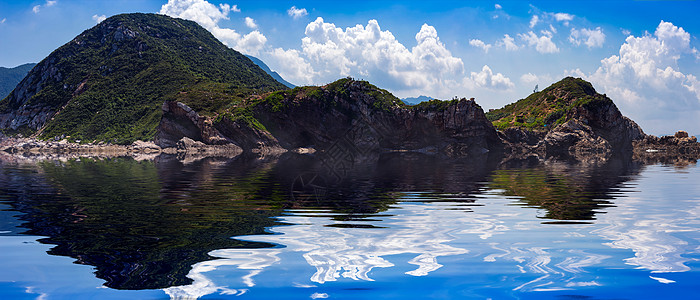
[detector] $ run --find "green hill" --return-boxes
[0,63,36,100]
[0,13,286,144]
[486,77,611,131]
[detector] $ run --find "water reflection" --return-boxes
[593,164,700,274]
[491,157,643,221]
[0,153,699,299]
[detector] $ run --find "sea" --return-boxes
[1,152,699,299]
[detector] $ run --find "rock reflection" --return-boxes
[1,151,698,298]
[490,157,643,220]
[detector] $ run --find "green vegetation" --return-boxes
[210,77,409,133]
[0,63,36,100]
[0,13,286,144]
[485,77,608,131]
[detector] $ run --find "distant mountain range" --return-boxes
[401,95,433,105]
[245,55,295,88]
[0,63,36,100]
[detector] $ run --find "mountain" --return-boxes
[0,63,36,100]
[0,13,286,143]
[401,95,433,105]
[245,55,295,88]
[488,77,645,159]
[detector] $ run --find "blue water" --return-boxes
[0,154,699,299]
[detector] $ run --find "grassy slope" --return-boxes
[486,77,612,131]
[1,13,286,144]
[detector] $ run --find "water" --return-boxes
[0,153,699,299]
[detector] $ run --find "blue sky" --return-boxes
[1,0,699,135]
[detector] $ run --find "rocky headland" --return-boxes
[0,14,697,165]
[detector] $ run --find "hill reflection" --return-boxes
[0,152,648,291]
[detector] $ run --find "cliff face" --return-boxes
[155,78,503,157]
[0,13,286,143]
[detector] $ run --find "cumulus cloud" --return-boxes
[0,18,6,24]
[287,6,308,19]
[518,31,559,53]
[244,17,257,29]
[92,14,106,24]
[587,21,700,133]
[495,4,502,10]
[467,65,514,89]
[264,18,512,97]
[268,48,317,84]
[499,34,519,51]
[469,39,492,53]
[298,18,464,89]
[569,27,605,48]
[552,12,573,24]
[32,5,41,13]
[160,0,267,55]
[529,15,539,28]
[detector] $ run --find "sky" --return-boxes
[0,0,699,135]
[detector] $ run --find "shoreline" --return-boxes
[2,134,699,167]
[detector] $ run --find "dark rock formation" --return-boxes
[154,79,503,157]
[633,131,700,165]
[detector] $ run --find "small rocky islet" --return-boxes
[0,13,697,164]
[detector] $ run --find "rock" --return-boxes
[176,137,206,150]
[154,101,233,148]
[154,79,503,157]
[675,130,689,138]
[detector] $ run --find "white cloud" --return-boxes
[621,28,631,36]
[160,0,267,55]
[569,27,605,48]
[298,18,464,91]
[500,34,519,51]
[268,48,317,85]
[0,18,6,24]
[469,39,492,53]
[495,4,502,10]
[264,18,513,97]
[520,73,539,85]
[92,14,106,24]
[32,0,57,14]
[587,21,700,134]
[237,31,267,55]
[287,6,308,19]
[244,17,257,29]
[518,31,559,53]
[467,65,514,89]
[529,15,539,28]
[552,13,573,22]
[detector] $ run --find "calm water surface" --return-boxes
[0,153,699,299]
